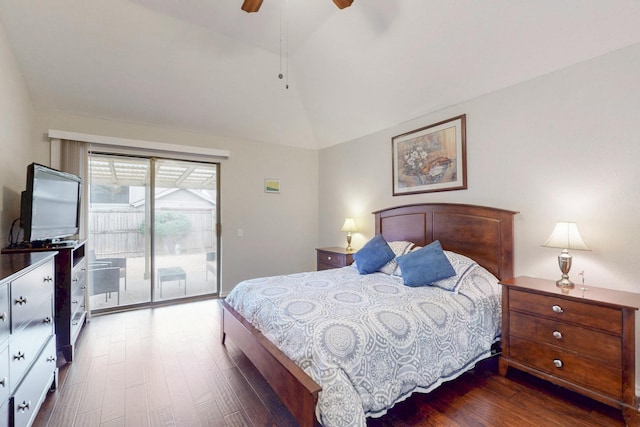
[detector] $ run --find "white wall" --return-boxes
[320,42,640,294]
[34,111,319,295]
[0,22,35,246]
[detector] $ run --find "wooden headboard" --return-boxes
[374,203,518,280]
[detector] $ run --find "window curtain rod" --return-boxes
[49,129,230,164]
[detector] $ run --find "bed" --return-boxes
[220,203,517,426]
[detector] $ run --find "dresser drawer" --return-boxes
[509,289,621,334]
[72,263,87,294]
[70,283,85,318]
[10,262,54,332]
[0,401,7,427]
[510,336,622,399]
[11,335,56,427]
[70,310,86,345]
[509,311,621,367]
[9,297,54,392]
[0,345,9,403]
[0,284,8,344]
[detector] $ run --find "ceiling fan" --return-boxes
[241,0,353,13]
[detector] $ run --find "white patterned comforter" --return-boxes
[224,264,502,427]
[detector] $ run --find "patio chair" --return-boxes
[89,265,120,304]
[206,251,216,281]
[89,250,128,290]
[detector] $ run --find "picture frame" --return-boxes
[392,114,467,196]
[264,179,280,193]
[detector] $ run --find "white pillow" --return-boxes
[379,241,414,275]
[431,251,478,292]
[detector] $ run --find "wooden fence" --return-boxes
[89,208,215,258]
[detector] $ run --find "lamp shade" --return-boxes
[341,218,357,233]
[543,222,590,251]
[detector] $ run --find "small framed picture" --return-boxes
[265,179,280,193]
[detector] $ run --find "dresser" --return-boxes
[316,247,354,270]
[2,241,87,363]
[499,276,640,425]
[0,252,58,427]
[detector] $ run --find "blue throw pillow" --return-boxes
[396,240,456,287]
[353,235,395,274]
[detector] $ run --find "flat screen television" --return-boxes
[20,163,82,244]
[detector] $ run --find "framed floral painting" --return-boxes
[392,114,467,196]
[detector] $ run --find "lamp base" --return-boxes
[345,233,353,254]
[556,276,575,289]
[556,250,574,288]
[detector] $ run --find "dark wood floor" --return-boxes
[34,299,626,427]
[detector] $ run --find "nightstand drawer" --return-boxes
[509,289,621,334]
[317,251,346,267]
[509,311,621,366]
[316,248,353,271]
[510,336,622,399]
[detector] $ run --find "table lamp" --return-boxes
[543,221,590,288]
[341,218,357,253]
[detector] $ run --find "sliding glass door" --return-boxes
[88,154,219,312]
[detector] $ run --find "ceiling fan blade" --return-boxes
[333,0,354,9]
[241,0,263,13]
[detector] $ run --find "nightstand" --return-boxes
[316,247,354,271]
[499,276,640,425]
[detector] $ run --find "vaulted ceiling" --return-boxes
[1,0,640,150]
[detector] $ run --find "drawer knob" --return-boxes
[0,312,6,322]
[44,317,52,324]
[0,377,6,388]
[553,359,563,368]
[15,296,28,306]
[44,276,53,283]
[73,277,78,283]
[72,300,78,305]
[17,401,30,412]
[552,330,563,339]
[46,355,56,363]
[552,305,563,313]
[13,351,25,361]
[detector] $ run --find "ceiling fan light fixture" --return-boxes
[241,0,263,13]
[333,0,354,9]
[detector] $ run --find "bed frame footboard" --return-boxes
[220,300,321,427]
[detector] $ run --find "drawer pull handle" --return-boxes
[44,276,53,283]
[46,355,56,363]
[44,317,52,324]
[73,277,78,282]
[0,312,6,322]
[553,359,563,368]
[0,377,5,388]
[81,286,87,290]
[552,305,563,313]
[72,321,78,326]
[14,351,25,361]
[552,330,563,339]
[17,401,30,412]
[72,300,78,305]
[15,296,27,305]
